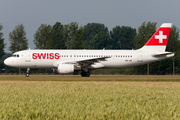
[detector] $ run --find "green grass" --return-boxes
[0,82,180,119]
[0,75,180,82]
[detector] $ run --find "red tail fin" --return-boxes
[145,23,172,46]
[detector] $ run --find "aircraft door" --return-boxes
[137,51,143,62]
[25,52,31,62]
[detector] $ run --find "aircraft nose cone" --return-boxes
[4,58,11,66]
[4,59,8,65]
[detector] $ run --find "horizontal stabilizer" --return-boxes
[152,52,174,57]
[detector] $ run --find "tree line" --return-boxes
[0,21,180,75]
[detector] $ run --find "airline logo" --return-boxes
[145,23,171,46]
[32,53,60,59]
[155,31,167,43]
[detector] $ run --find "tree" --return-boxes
[34,24,52,49]
[9,24,28,75]
[84,23,112,49]
[51,22,65,49]
[110,26,136,49]
[72,26,85,49]
[149,59,173,75]
[64,22,85,49]
[134,22,157,49]
[134,22,157,75]
[166,25,180,75]
[90,31,112,49]
[9,24,28,53]
[0,24,5,58]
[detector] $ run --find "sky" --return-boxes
[0,0,180,53]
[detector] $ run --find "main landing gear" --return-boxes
[26,68,30,77]
[81,71,90,77]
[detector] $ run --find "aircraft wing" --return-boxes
[152,52,174,57]
[53,56,110,68]
[64,57,110,67]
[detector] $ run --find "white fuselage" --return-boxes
[4,49,174,69]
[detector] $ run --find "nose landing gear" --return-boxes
[26,68,30,77]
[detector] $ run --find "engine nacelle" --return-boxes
[54,64,74,74]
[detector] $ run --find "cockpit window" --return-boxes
[11,54,16,57]
[11,54,20,57]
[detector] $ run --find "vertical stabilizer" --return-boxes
[140,23,172,52]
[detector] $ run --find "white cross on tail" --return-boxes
[155,31,167,43]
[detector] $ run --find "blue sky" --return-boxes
[0,0,179,52]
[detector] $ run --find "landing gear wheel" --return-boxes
[26,73,30,77]
[81,72,90,77]
[85,72,90,77]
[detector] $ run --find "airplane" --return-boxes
[4,23,174,77]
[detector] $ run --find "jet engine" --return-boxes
[53,64,74,74]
